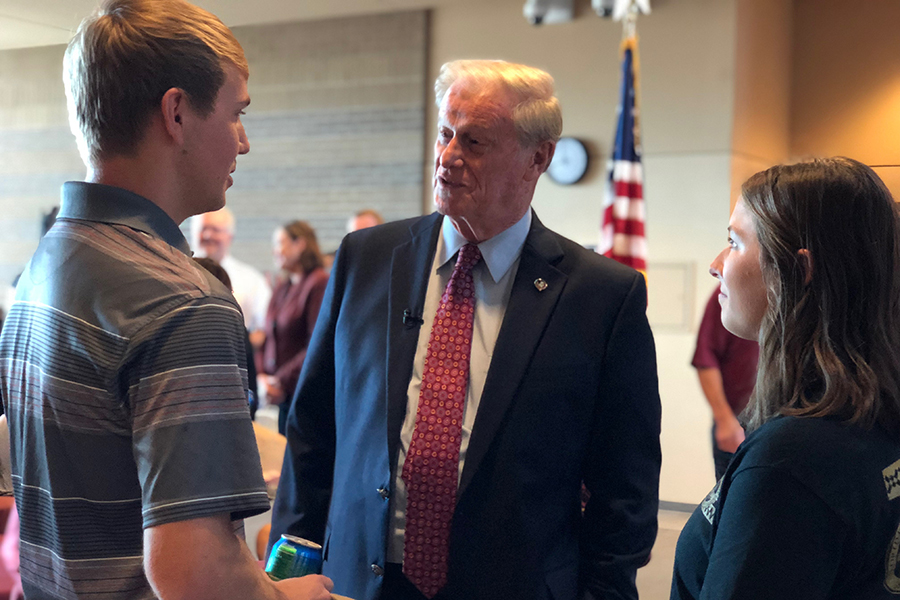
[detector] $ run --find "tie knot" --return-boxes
[455,243,481,274]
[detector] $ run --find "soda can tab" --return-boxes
[265,534,324,581]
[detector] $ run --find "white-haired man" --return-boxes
[271,60,661,600]
[191,207,272,335]
[0,1,331,598]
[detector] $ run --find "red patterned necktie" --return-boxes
[401,242,481,598]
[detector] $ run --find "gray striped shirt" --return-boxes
[0,182,270,600]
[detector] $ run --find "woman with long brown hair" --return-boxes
[672,157,900,598]
[259,220,329,435]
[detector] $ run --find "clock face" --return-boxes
[547,137,589,185]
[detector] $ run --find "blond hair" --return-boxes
[64,0,247,166]
[434,60,562,147]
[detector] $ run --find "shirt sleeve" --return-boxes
[699,465,847,600]
[122,296,270,528]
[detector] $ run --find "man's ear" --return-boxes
[798,248,813,285]
[525,140,556,182]
[160,87,186,145]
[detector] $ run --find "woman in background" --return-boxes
[260,221,328,435]
[671,157,900,599]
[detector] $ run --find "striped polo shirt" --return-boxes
[0,182,270,600]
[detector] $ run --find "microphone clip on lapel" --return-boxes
[402,309,424,328]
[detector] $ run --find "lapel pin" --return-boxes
[534,278,548,292]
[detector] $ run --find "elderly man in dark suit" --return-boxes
[270,59,661,600]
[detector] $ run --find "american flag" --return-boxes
[598,35,646,275]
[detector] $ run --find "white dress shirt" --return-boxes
[220,254,272,332]
[386,210,532,563]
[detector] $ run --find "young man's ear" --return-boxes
[798,248,813,285]
[160,87,186,145]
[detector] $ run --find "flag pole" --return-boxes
[621,9,641,163]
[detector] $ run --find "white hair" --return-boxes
[434,59,562,147]
[190,206,236,236]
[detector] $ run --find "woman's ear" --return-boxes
[798,248,813,285]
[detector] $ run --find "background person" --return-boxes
[270,59,661,600]
[0,1,331,598]
[192,207,272,339]
[347,208,384,233]
[323,209,386,273]
[194,256,259,419]
[691,285,759,479]
[671,157,900,599]
[259,220,328,435]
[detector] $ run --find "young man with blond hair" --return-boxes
[0,1,331,598]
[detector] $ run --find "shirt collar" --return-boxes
[439,209,532,283]
[59,181,192,256]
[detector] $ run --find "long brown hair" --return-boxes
[282,220,323,274]
[742,157,900,436]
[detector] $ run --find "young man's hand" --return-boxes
[274,574,334,600]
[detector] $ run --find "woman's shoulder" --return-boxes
[739,416,897,468]
[731,416,900,509]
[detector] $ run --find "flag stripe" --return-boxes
[612,233,647,257]
[613,219,645,237]
[598,35,646,273]
[609,160,644,183]
[614,180,643,201]
[610,198,645,221]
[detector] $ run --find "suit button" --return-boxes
[377,487,390,499]
[371,563,384,577]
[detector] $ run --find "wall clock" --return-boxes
[547,137,589,185]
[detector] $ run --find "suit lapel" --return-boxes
[458,215,567,499]
[386,213,443,474]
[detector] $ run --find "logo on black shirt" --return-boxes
[701,478,723,525]
[884,459,900,501]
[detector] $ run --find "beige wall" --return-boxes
[791,0,900,195]
[731,0,792,207]
[0,45,80,288]
[227,12,427,264]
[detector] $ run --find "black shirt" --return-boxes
[672,415,900,599]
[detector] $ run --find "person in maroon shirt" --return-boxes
[259,220,329,435]
[692,286,759,479]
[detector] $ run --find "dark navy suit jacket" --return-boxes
[270,211,661,600]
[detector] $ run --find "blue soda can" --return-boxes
[265,534,324,581]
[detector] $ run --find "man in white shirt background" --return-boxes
[191,207,272,338]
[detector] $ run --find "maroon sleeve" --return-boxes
[274,272,329,393]
[692,286,726,370]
